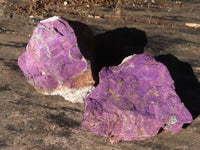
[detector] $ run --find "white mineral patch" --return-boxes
[40,16,60,23]
[43,85,94,103]
[169,114,178,125]
[164,114,178,131]
[121,54,136,65]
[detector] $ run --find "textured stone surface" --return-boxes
[82,54,193,142]
[18,16,95,103]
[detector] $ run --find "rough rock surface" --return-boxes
[82,54,193,142]
[18,16,95,103]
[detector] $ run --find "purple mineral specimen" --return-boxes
[82,54,193,142]
[18,16,95,103]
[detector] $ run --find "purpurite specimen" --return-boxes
[18,16,95,103]
[18,16,193,142]
[82,54,193,142]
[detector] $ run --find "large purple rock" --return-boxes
[18,16,95,103]
[82,54,193,142]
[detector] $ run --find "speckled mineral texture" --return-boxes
[18,16,95,103]
[82,54,193,143]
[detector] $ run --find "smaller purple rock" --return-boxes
[18,16,95,103]
[82,54,193,143]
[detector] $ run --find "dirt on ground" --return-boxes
[0,0,200,149]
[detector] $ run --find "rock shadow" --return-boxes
[68,20,95,61]
[66,20,147,84]
[94,27,147,83]
[58,19,147,84]
[66,19,97,82]
[46,112,80,128]
[155,54,200,119]
[46,112,81,137]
